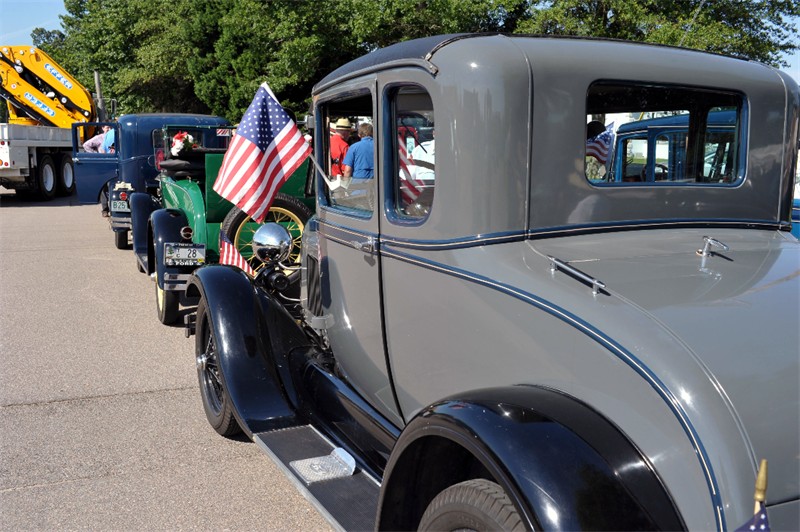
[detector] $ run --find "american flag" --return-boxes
[213,82,311,223]
[735,501,770,532]
[219,232,255,276]
[586,122,614,165]
[397,134,423,205]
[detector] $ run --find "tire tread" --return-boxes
[419,478,524,531]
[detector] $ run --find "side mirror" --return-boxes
[302,114,314,129]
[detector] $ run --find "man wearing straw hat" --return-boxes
[330,118,351,177]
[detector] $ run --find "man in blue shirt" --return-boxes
[101,127,116,153]
[343,123,374,178]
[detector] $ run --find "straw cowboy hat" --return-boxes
[334,118,352,129]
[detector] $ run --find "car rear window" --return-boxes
[585,82,745,186]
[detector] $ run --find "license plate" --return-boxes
[164,243,205,266]
[110,200,130,212]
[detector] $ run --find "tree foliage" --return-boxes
[517,0,800,66]
[26,0,799,122]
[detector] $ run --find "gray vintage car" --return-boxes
[186,34,799,530]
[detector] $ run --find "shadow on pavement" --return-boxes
[0,188,87,208]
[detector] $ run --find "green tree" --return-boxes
[24,0,799,119]
[191,0,368,120]
[31,28,66,50]
[516,0,799,67]
[346,0,530,48]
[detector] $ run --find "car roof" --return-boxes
[314,34,467,92]
[313,33,750,94]
[615,109,739,134]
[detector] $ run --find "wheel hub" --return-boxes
[196,353,208,371]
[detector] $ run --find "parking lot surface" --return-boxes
[0,190,332,531]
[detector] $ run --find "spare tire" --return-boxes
[220,192,313,279]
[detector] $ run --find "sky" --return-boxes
[1,0,799,84]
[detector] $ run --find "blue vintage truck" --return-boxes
[72,113,231,249]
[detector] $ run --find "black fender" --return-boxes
[150,208,189,288]
[378,385,684,531]
[189,266,310,436]
[130,192,159,268]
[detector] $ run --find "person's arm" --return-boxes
[342,145,354,178]
[83,134,101,152]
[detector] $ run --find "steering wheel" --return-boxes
[640,163,669,181]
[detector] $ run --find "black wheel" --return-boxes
[155,278,179,325]
[419,479,524,532]
[195,297,242,437]
[114,230,129,249]
[57,154,76,196]
[220,192,312,279]
[36,154,57,201]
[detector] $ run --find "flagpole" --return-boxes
[753,459,768,515]
[307,151,345,190]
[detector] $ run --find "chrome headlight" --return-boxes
[251,223,292,265]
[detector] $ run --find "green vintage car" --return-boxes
[129,125,313,324]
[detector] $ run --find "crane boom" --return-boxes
[0,45,96,128]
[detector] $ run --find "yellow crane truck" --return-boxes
[0,46,98,199]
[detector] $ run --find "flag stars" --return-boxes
[213,81,311,223]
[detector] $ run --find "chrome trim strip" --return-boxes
[319,218,783,252]
[317,220,379,254]
[529,219,782,239]
[382,231,527,250]
[381,244,725,530]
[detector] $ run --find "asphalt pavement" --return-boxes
[0,189,333,531]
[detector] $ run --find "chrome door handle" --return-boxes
[350,238,374,253]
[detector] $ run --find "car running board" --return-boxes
[254,425,380,531]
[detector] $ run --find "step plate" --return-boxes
[254,425,379,531]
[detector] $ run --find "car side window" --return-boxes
[586,82,744,185]
[321,92,375,216]
[75,123,116,156]
[392,86,435,219]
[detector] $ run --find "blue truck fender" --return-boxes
[150,208,190,288]
[130,192,159,273]
[188,267,308,436]
[377,385,684,531]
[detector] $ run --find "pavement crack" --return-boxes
[0,386,196,409]
[0,474,124,494]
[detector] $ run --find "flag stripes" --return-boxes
[212,82,311,223]
[219,233,255,276]
[398,134,423,205]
